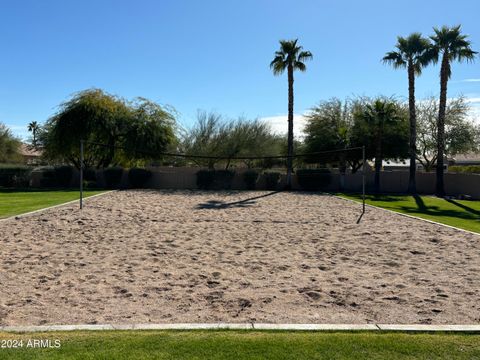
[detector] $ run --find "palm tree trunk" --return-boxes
[407,61,417,194]
[286,64,294,190]
[436,54,449,197]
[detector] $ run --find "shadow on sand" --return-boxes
[195,191,281,210]
[356,211,364,224]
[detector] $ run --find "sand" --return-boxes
[0,190,479,326]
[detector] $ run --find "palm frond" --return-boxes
[454,48,478,62]
[383,51,406,68]
[418,46,438,67]
[270,55,287,75]
[294,61,306,71]
[271,61,287,75]
[431,25,477,68]
[384,32,435,74]
[298,51,313,63]
[270,39,312,75]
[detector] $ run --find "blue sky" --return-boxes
[1,0,479,139]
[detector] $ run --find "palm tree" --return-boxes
[27,121,40,148]
[383,33,435,194]
[270,39,312,189]
[430,25,477,197]
[358,99,402,193]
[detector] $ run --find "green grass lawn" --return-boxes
[0,189,105,218]
[0,330,478,359]
[340,193,480,233]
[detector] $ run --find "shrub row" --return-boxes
[0,165,32,187]
[84,167,151,189]
[104,167,123,188]
[128,168,152,188]
[196,170,235,190]
[243,170,259,190]
[194,169,332,191]
[1,165,332,190]
[448,165,480,174]
[196,169,284,190]
[195,169,284,190]
[87,167,152,189]
[296,168,332,191]
[0,165,77,188]
[264,172,281,190]
[38,166,75,188]
[0,165,153,189]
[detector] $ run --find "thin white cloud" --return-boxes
[469,105,480,123]
[260,114,308,137]
[462,78,480,82]
[6,124,27,131]
[466,97,480,104]
[466,95,480,124]
[5,123,29,140]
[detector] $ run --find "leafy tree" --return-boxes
[303,98,384,174]
[430,25,477,196]
[416,96,480,171]
[27,121,40,149]
[352,98,409,193]
[304,98,351,154]
[40,89,176,169]
[221,119,282,169]
[0,123,21,163]
[120,98,176,167]
[270,39,312,189]
[182,111,281,169]
[181,111,226,169]
[303,98,357,190]
[41,89,130,168]
[383,33,435,194]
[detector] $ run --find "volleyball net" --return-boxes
[78,139,366,214]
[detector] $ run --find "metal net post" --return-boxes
[80,139,84,209]
[362,145,366,214]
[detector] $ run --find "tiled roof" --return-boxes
[19,143,43,157]
[453,152,480,163]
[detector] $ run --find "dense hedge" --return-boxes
[83,180,98,189]
[296,168,332,191]
[448,165,480,174]
[264,172,281,190]
[54,166,74,187]
[104,167,124,188]
[243,170,259,190]
[33,165,75,188]
[196,170,235,190]
[128,168,152,188]
[0,165,31,187]
[37,167,57,188]
[84,168,97,182]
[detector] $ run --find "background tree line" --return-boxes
[2,88,478,189]
[383,25,477,196]
[302,96,479,192]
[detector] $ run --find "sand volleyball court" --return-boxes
[0,190,479,326]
